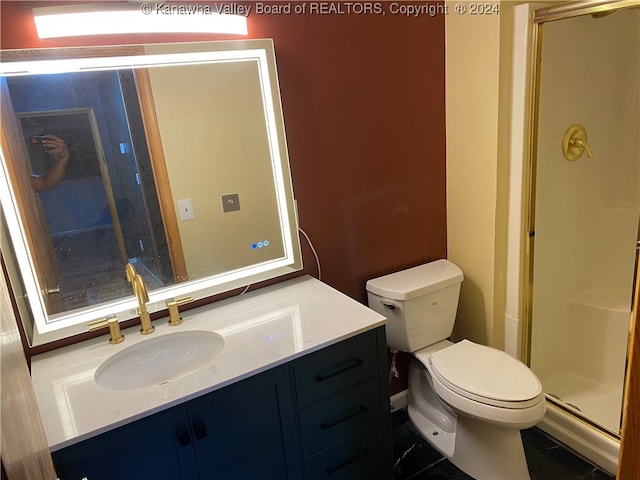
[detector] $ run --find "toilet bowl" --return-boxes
[410,340,545,479]
[366,260,546,480]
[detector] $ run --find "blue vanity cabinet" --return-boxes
[52,366,301,480]
[51,327,392,480]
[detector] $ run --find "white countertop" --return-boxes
[30,276,386,451]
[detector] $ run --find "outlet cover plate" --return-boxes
[221,193,240,213]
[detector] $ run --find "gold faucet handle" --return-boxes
[88,315,124,344]
[166,296,194,326]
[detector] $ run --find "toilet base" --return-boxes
[409,406,531,480]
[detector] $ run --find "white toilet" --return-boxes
[366,259,546,480]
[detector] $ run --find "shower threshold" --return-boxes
[542,371,622,434]
[547,393,583,413]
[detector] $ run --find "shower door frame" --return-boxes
[507,1,639,477]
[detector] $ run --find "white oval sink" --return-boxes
[94,330,224,391]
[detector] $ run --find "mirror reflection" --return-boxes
[14,101,170,314]
[0,40,301,345]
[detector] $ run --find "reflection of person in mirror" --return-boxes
[30,134,69,192]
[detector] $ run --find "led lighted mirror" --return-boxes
[0,40,302,346]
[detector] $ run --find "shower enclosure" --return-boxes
[507,1,639,475]
[529,3,639,437]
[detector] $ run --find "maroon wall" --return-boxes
[1,2,446,390]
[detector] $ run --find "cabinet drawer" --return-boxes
[300,380,382,456]
[304,424,383,480]
[294,330,379,407]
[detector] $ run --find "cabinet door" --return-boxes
[187,365,302,479]
[53,407,198,480]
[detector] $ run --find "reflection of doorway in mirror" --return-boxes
[16,108,131,312]
[5,65,177,314]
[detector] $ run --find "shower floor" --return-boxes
[543,371,622,434]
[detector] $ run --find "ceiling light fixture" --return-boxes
[32,3,248,39]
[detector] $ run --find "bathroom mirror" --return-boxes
[0,39,302,346]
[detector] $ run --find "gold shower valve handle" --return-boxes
[574,137,593,158]
[562,124,593,160]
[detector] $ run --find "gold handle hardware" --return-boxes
[166,296,194,326]
[88,315,124,344]
[562,124,594,161]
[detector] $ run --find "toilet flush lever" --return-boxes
[381,301,399,310]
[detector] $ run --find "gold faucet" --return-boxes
[126,263,155,335]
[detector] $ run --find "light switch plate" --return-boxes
[178,198,195,220]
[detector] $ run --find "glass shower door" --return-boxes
[529,7,640,435]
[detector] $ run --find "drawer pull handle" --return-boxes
[176,427,192,447]
[324,448,371,475]
[193,420,208,439]
[314,358,364,383]
[321,406,368,430]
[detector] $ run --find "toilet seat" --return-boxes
[412,340,546,428]
[425,339,543,409]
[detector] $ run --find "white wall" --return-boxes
[446,2,519,348]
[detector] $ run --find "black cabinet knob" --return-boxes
[176,427,192,447]
[193,420,208,439]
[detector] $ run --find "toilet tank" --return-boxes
[366,259,463,352]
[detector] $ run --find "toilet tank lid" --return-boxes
[366,259,463,300]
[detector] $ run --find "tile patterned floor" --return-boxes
[392,411,615,480]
